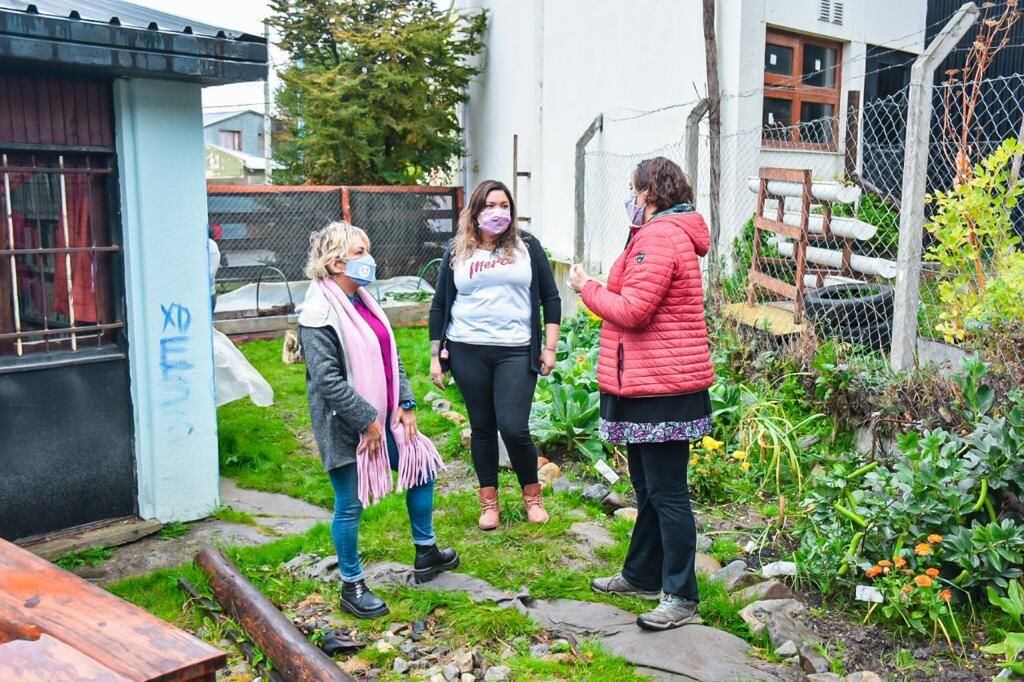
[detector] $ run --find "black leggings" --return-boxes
[447,341,539,489]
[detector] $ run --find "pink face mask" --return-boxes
[478,207,512,235]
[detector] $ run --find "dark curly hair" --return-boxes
[633,157,694,212]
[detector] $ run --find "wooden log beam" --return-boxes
[195,548,352,682]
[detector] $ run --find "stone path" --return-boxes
[78,478,330,586]
[359,562,784,682]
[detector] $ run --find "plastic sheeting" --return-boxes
[213,329,274,407]
[215,277,434,314]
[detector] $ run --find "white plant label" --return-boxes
[855,585,884,604]
[769,53,777,66]
[768,112,775,124]
[595,459,620,484]
[815,59,822,71]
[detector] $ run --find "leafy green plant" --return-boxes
[982,579,1024,675]
[160,522,190,540]
[530,384,604,462]
[945,520,1024,590]
[689,436,752,503]
[55,546,115,571]
[953,356,996,419]
[734,394,824,496]
[988,579,1024,627]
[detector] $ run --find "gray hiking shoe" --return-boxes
[590,573,661,600]
[636,595,703,630]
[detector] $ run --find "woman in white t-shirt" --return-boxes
[429,180,561,530]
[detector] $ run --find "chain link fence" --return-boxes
[579,72,1024,380]
[207,184,462,289]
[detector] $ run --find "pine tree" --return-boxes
[268,0,486,185]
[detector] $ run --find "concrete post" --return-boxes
[685,99,710,201]
[574,115,603,265]
[890,2,979,371]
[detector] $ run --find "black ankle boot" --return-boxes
[340,579,389,618]
[413,544,460,584]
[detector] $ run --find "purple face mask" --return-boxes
[625,194,644,226]
[479,207,512,235]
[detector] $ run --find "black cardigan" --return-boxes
[429,232,561,374]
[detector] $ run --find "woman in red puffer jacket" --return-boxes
[569,156,714,632]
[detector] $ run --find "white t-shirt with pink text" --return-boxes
[447,243,533,346]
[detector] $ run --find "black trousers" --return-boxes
[447,341,540,489]
[620,440,700,601]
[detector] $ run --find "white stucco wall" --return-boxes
[115,78,220,522]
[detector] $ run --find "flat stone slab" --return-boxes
[362,562,781,681]
[220,477,330,535]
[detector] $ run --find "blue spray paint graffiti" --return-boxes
[160,302,194,437]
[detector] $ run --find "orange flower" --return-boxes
[893,556,907,568]
[925,568,940,577]
[927,534,943,544]
[940,589,952,603]
[865,565,883,578]
[878,560,892,568]
[915,543,933,556]
[914,574,934,587]
[903,584,914,593]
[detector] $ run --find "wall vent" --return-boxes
[819,0,844,25]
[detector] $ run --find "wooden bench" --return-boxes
[0,538,225,681]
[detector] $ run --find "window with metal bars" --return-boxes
[0,152,124,363]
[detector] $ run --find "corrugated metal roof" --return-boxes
[0,0,262,41]
[203,109,263,127]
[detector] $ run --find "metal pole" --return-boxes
[890,2,979,371]
[685,99,710,201]
[573,114,603,265]
[263,22,273,184]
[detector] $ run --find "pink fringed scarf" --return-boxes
[319,279,444,507]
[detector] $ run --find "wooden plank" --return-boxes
[758,167,809,183]
[0,538,226,681]
[18,518,164,561]
[749,270,798,300]
[0,635,131,681]
[753,215,802,240]
[722,302,807,336]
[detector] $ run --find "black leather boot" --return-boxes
[339,579,389,618]
[413,544,460,584]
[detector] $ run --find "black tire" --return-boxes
[816,317,892,351]
[804,283,894,328]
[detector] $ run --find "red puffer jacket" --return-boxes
[580,210,714,397]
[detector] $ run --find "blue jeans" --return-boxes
[328,417,436,582]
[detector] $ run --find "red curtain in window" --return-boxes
[52,174,98,323]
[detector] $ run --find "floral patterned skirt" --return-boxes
[598,390,713,444]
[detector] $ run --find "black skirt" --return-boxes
[599,390,713,444]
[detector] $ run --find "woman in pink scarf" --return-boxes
[298,222,458,619]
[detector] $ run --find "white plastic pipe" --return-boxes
[775,240,897,279]
[761,209,877,241]
[747,177,862,203]
[803,274,863,289]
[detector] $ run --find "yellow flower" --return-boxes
[689,455,699,467]
[741,461,750,472]
[731,450,747,461]
[893,556,907,568]
[701,436,724,452]
[927,534,943,544]
[914,543,933,557]
[914,574,934,588]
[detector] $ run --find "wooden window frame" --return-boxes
[763,29,843,151]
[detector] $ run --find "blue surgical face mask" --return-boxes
[342,254,377,286]
[625,193,645,226]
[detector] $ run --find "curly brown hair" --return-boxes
[633,157,694,212]
[452,180,520,263]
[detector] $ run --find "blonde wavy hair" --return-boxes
[451,180,520,263]
[305,221,371,280]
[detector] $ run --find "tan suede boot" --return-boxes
[522,483,549,524]
[478,487,500,530]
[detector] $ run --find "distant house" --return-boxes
[0,0,267,542]
[203,109,276,183]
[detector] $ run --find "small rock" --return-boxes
[775,640,798,657]
[442,411,466,425]
[569,521,614,548]
[552,477,583,495]
[432,398,452,413]
[724,571,762,592]
[400,642,418,658]
[443,663,460,681]
[425,666,443,678]
[737,599,805,636]
[305,555,339,580]
[412,620,427,634]
[461,428,472,449]
[810,463,827,478]
[806,674,842,682]
[530,643,550,657]
[393,658,411,675]
[710,559,749,584]
[484,666,511,682]
[800,644,831,674]
[602,492,628,513]
[696,534,712,553]
[695,553,722,576]
[375,640,394,654]
[613,506,638,522]
[760,561,797,579]
[538,462,562,487]
[461,675,475,682]
[798,434,821,449]
[732,579,796,603]
[845,673,884,682]
[455,649,475,674]
[430,674,446,682]
[424,391,442,403]
[582,483,609,502]
[783,655,800,666]
[284,553,316,572]
[537,456,550,468]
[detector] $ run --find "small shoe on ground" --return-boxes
[478,486,500,530]
[339,579,389,619]
[522,482,549,524]
[636,594,703,631]
[413,543,460,584]
[590,572,661,600]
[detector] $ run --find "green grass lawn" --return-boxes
[109,329,760,680]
